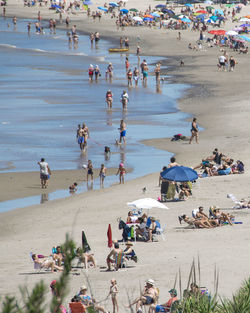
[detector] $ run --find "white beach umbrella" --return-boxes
[204,0,213,4]
[226,30,238,36]
[132,16,143,22]
[127,198,169,210]
[240,18,250,22]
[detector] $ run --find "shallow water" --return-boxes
[0,17,191,211]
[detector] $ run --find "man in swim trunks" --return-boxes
[119,119,126,144]
[77,125,85,151]
[37,158,51,188]
[128,279,158,313]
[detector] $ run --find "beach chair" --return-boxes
[69,302,86,313]
[115,251,126,270]
[30,252,43,273]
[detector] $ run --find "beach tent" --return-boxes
[127,198,169,210]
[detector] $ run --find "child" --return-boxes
[99,164,106,186]
[108,279,119,313]
[69,182,78,193]
[116,163,126,184]
[87,160,93,181]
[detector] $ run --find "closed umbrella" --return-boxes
[82,230,91,253]
[127,198,169,210]
[107,224,112,248]
[160,166,198,182]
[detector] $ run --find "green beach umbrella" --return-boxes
[129,8,138,12]
[206,6,214,10]
[226,3,234,7]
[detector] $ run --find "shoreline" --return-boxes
[1,1,250,305]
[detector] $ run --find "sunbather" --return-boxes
[128,279,158,313]
[52,246,63,266]
[124,241,137,262]
[32,254,63,272]
[213,208,234,225]
[127,211,139,223]
[76,247,97,269]
[106,243,123,271]
[78,285,108,313]
[178,215,213,229]
[149,288,178,313]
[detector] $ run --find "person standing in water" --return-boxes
[127,69,133,87]
[106,90,113,109]
[87,160,93,181]
[120,90,129,110]
[99,164,106,186]
[116,163,126,184]
[119,119,126,144]
[189,118,199,144]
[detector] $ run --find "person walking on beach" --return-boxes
[142,63,149,86]
[189,118,199,144]
[119,119,126,144]
[108,279,119,313]
[116,163,126,184]
[125,57,129,73]
[88,64,94,81]
[37,158,51,188]
[94,65,101,81]
[154,63,161,83]
[106,63,113,81]
[99,164,106,186]
[229,56,236,72]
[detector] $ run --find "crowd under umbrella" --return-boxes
[160,166,198,182]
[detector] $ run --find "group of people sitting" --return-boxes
[119,210,162,243]
[31,245,64,272]
[159,157,193,202]
[178,206,235,228]
[194,148,244,177]
[106,240,137,271]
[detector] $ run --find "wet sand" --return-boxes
[1,0,250,309]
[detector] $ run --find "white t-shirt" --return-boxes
[39,162,49,175]
[219,56,226,63]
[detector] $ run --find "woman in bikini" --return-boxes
[189,117,199,144]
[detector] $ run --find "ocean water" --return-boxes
[0,17,191,211]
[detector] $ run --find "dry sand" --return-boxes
[1,0,250,310]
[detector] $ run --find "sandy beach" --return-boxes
[1,0,250,310]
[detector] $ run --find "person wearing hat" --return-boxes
[124,241,137,263]
[149,289,178,313]
[88,64,94,81]
[116,162,126,184]
[128,279,158,313]
[78,285,108,313]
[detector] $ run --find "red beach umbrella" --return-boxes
[196,10,207,14]
[208,29,226,35]
[107,224,112,248]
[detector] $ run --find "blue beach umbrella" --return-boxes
[240,35,250,41]
[196,14,205,19]
[98,6,108,11]
[182,17,191,23]
[185,4,193,7]
[155,4,166,8]
[120,8,129,13]
[143,17,153,21]
[83,0,93,4]
[210,15,218,21]
[109,2,118,6]
[215,9,224,15]
[240,23,250,27]
[160,166,198,182]
[151,12,160,18]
